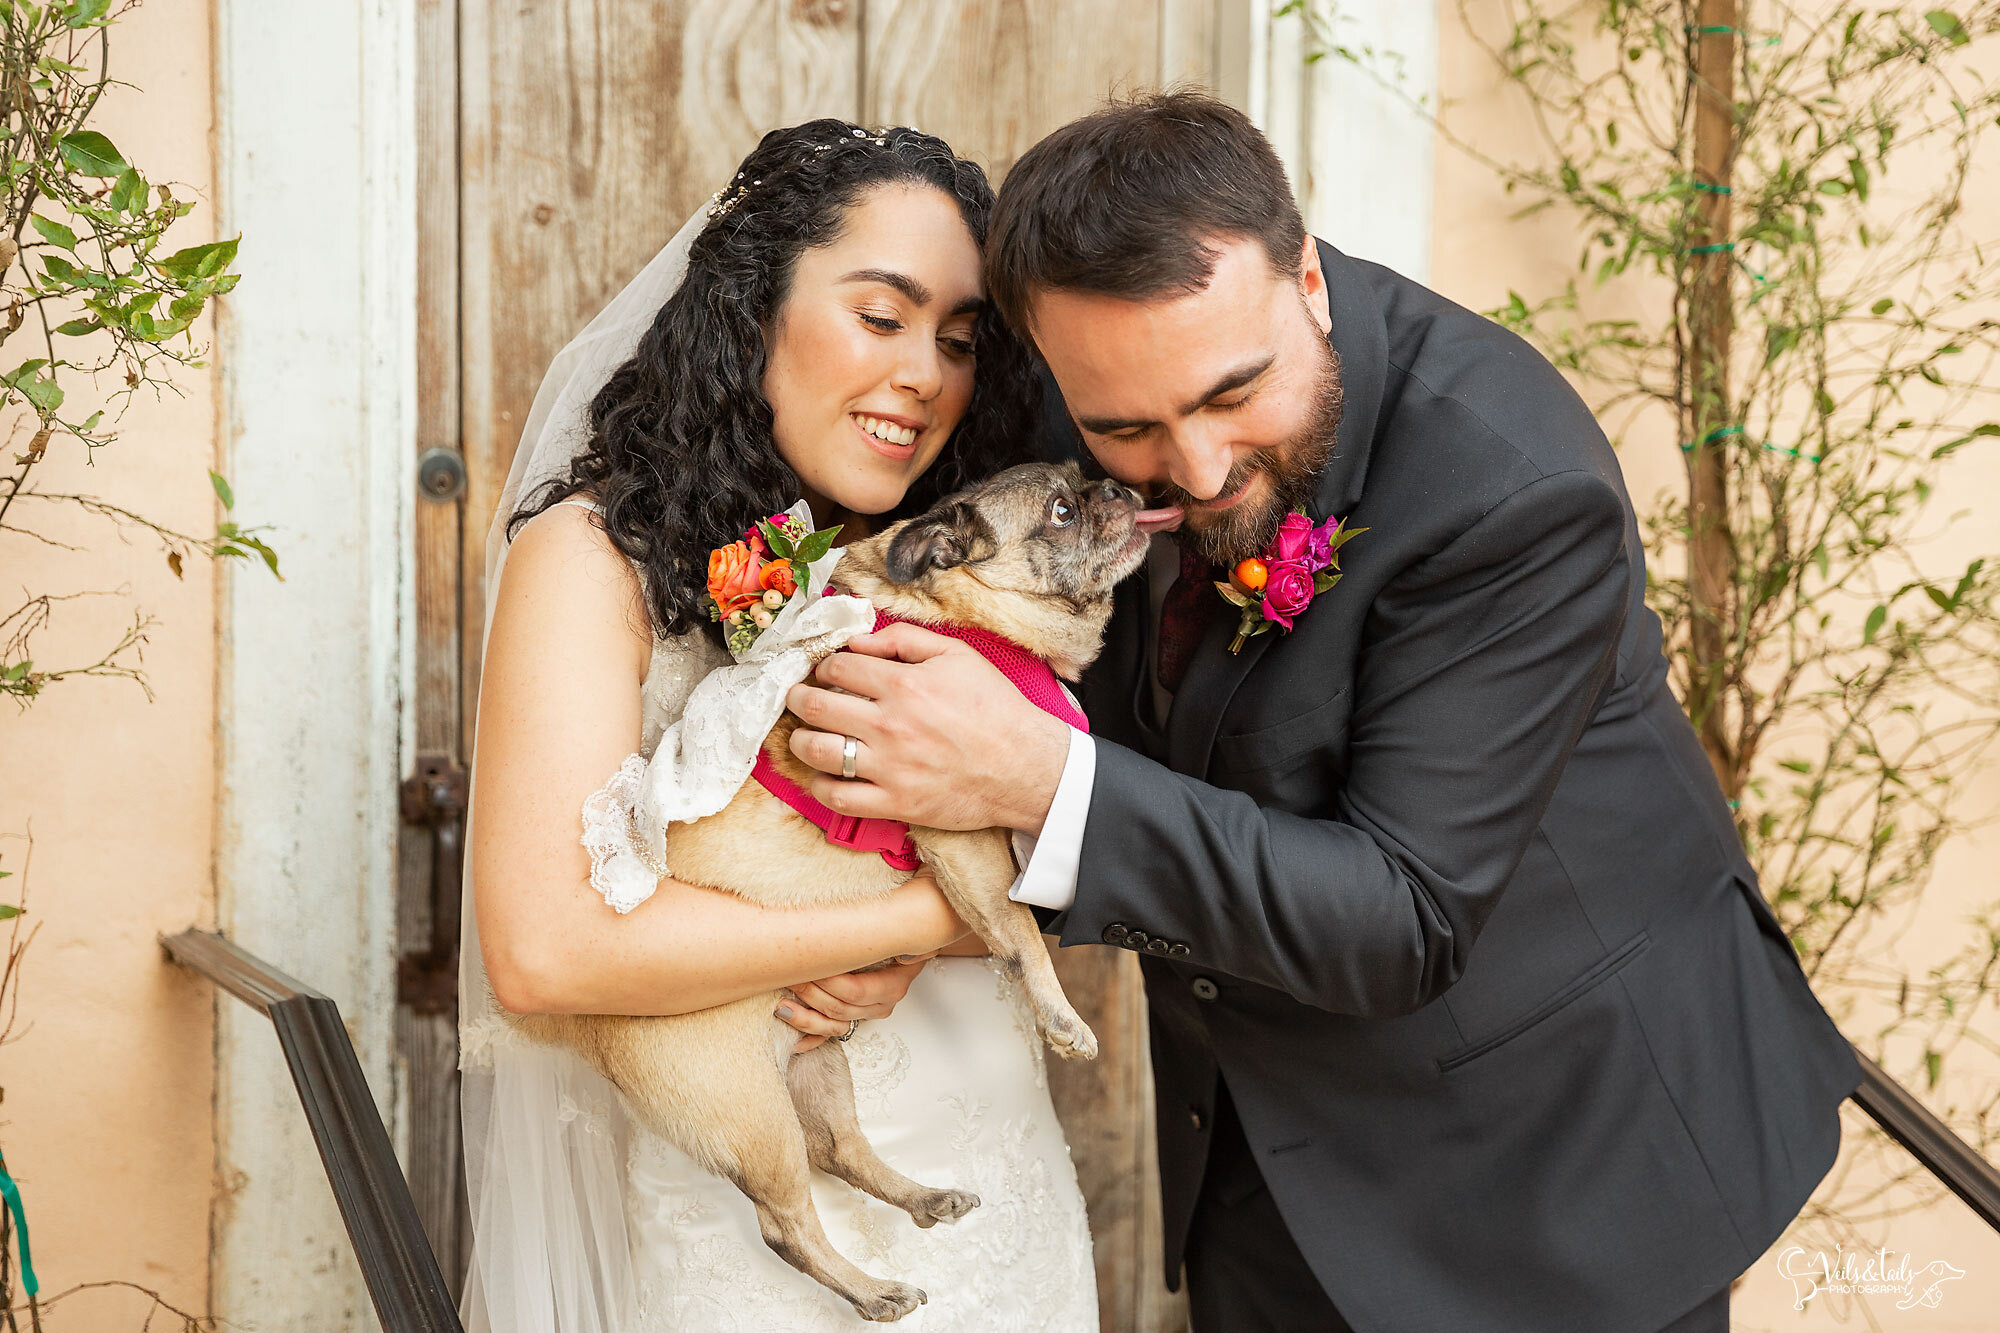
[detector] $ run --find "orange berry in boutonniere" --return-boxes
[1231,557,1268,594]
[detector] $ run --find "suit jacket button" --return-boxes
[1144,937,1171,956]
[1190,1107,1207,1131]
[1191,977,1219,1001]
[1125,930,1151,950]
[1168,942,1191,959]
[1101,922,1129,946]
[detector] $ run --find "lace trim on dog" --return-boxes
[582,752,670,914]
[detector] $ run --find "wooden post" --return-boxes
[1686,0,1739,796]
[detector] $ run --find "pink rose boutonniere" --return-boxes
[1214,510,1367,653]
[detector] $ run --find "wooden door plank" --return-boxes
[402,0,470,1290]
[862,0,1163,179]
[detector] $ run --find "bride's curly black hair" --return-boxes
[510,121,1041,640]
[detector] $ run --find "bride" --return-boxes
[456,121,1098,1331]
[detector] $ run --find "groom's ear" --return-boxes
[885,499,994,583]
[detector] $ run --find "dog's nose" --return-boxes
[1090,478,1138,510]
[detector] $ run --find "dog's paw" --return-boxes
[1042,1014,1099,1061]
[909,1187,979,1227]
[852,1279,927,1322]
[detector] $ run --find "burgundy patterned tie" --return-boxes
[1156,542,1221,695]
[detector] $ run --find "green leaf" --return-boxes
[1213,580,1250,608]
[58,129,128,177]
[1870,297,1894,316]
[1925,10,1971,47]
[1925,1048,1943,1089]
[109,167,146,214]
[1924,584,1954,612]
[756,519,796,560]
[209,469,233,509]
[52,316,98,336]
[791,526,838,566]
[156,237,239,281]
[1932,423,1998,458]
[1765,325,1800,365]
[0,904,19,920]
[1863,604,1888,646]
[1312,570,1339,594]
[29,213,75,250]
[66,0,112,26]
[234,533,283,580]
[1779,758,1814,773]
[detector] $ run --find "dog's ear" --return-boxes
[885,499,993,583]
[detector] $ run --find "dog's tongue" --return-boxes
[1135,505,1185,534]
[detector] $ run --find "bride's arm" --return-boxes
[472,503,968,1017]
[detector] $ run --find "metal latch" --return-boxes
[397,753,468,1013]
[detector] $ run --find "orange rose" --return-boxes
[759,558,796,598]
[707,541,764,613]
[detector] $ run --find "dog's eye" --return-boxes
[1050,497,1075,527]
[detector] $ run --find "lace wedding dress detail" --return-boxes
[626,956,1097,1331]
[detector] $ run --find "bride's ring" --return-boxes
[840,735,859,779]
[836,1018,859,1042]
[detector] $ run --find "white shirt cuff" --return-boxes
[1006,727,1095,913]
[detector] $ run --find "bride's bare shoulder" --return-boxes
[493,498,653,674]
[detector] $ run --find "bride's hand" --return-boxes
[779,956,936,1052]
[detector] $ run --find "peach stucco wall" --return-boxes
[1433,5,2000,1329]
[0,2,217,1326]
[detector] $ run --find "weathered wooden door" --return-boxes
[404,4,1221,1326]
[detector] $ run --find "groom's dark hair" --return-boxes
[984,87,1307,337]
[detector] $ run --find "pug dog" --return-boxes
[510,461,1148,1321]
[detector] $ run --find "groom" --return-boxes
[786,90,1862,1332]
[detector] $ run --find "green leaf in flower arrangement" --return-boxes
[29,214,75,250]
[1213,580,1251,608]
[209,469,233,509]
[1312,570,1341,594]
[790,525,840,567]
[756,519,797,560]
[58,129,129,177]
[1925,10,1971,47]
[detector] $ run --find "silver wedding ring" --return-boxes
[840,734,859,779]
[836,1018,859,1042]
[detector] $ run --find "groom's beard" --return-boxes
[1163,337,1344,568]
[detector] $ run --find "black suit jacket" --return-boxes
[1037,240,1863,1332]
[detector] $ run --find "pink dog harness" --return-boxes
[750,610,1090,869]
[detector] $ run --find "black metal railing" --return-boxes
[1850,1048,2000,1231]
[160,929,463,1333]
[161,927,2000,1324]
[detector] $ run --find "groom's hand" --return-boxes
[785,623,1069,835]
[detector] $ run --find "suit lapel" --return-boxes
[1163,239,1390,780]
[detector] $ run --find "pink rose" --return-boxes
[1261,559,1316,630]
[1308,516,1341,569]
[1269,512,1313,564]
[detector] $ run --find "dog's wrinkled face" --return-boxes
[839,461,1147,678]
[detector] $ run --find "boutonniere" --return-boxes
[703,508,842,655]
[1214,510,1367,653]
